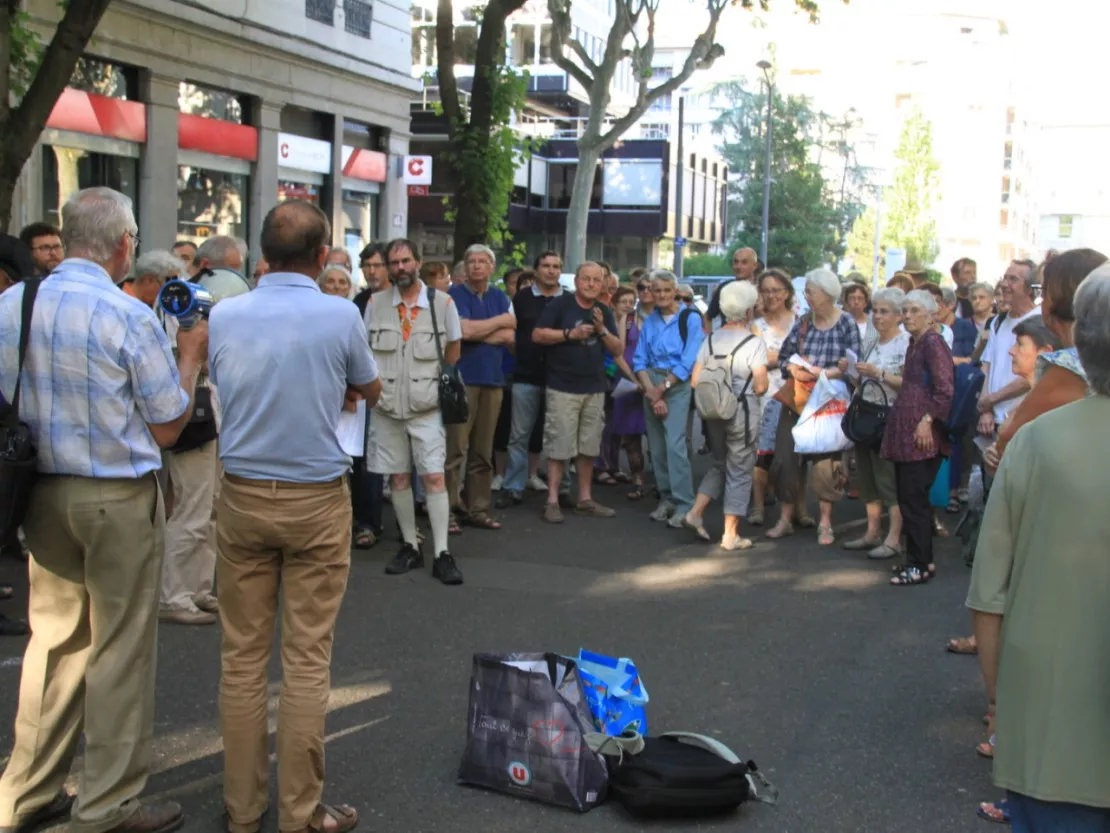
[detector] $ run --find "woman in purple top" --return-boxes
[612,279,651,498]
[881,289,954,586]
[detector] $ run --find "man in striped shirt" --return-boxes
[0,188,207,833]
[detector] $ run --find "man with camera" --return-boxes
[0,187,206,833]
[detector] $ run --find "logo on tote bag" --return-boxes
[507,761,532,787]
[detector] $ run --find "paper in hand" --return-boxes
[613,378,640,398]
[337,400,367,457]
[845,348,859,379]
[788,354,820,374]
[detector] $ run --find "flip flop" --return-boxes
[976,734,996,759]
[977,799,1010,824]
[946,636,978,655]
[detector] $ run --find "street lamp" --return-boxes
[757,60,773,266]
[674,85,692,279]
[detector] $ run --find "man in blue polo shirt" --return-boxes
[446,244,515,530]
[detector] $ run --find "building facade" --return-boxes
[10,0,419,267]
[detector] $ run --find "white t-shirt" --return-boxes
[753,314,795,397]
[982,308,1039,423]
[859,330,910,405]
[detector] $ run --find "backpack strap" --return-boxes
[5,280,42,426]
[660,732,779,806]
[678,306,697,344]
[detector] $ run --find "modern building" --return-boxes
[10,0,419,267]
[406,0,727,266]
[1036,122,1110,254]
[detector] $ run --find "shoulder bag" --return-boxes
[0,280,42,539]
[841,377,890,448]
[772,314,814,415]
[427,287,469,425]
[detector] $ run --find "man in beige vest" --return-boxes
[365,239,464,584]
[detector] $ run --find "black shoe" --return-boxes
[384,543,423,575]
[0,790,73,833]
[432,552,463,585]
[495,491,522,510]
[557,492,575,510]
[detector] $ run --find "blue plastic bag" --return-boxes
[929,457,951,508]
[575,649,649,737]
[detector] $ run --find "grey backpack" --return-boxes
[694,334,755,423]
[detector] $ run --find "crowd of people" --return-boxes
[0,186,1107,833]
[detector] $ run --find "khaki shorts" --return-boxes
[855,443,897,507]
[369,409,445,475]
[543,389,605,461]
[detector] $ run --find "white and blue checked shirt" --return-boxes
[0,259,190,478]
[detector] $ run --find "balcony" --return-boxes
[344,0,372,38]
[306,0,333,26]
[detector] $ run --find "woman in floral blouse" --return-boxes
[880,290,954,586]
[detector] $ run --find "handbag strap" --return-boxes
[5,280,41,427]
[425,286,446,366]
[857,376,889,406]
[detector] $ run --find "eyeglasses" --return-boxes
[128,231,140,247]
[679,296,693,303]
[32,243,64,253]
[637,283,651,291]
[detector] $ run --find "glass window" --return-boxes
[455,26,478,64]
[547,164,600,210]
[177,166,249,244]
[539,24,553,63]
[277,181,321,203]
[42,146,138,229]
[1058,215,1073,238]
[179,82,245,124]
[69,56,136,99]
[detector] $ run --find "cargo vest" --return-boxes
[368,282,450,420]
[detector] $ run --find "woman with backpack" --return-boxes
[683,281,768,550]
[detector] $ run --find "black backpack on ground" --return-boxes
[590,731,777,819]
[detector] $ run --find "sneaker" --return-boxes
[159,607,216,626]
[574,499,615,518]
[384,542,423,575]
[649,500,676,522]
[542,502,565,524]
[495,491,523,509]
[432,552,464,585]
[527,475,548,492]
[491,474,504,491]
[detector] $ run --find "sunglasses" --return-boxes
[679,296,693,303]
[637,283,651,291]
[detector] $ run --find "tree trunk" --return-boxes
[451,128,492,262]
[563,142,602,268]
[0,162,18,233]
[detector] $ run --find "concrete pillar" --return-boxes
[329,114,344,248]
[249,100,282,260]
[9,144,42,235]
[379,131,411,240]
[139,71,180,250]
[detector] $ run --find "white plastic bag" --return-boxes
[791,371,852,455]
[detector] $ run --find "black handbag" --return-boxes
[426,287,469,425]
[841,377,890,448]
[0,280,42,540]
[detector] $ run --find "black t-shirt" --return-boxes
[535,293,617,394]
[513,286,565,386]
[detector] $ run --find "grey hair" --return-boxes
[452,260,467,278]
[318,264,353,288]
[940,286,958,305]
[60,187,135,263]
[195,235,246,269]
[132,250,183,281]
[804,268,841,304]
[325,248,352,269]
[1074,263,1110,397]
[871,287,906,313]
[968,281,994,297]
[1011,258,1039,292]
[719,280,758,322]
[648,268,677,287]
[463,243,496,267]
[904,288,938,314]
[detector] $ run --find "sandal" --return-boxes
[946,496,962,514]
[683,512,711,542]
[595,472,617,486]
[720,536,753,551]
[352,526,376,550]
[765,520,794,539]
[301,803,358,833]
[817,525,835,546]
[746,508,764,526]
[946,636,978,655]
[447,516,462,535]
[977,799,1010,825]
[462,514,502,531]
[627,485,645,500]
[891,562,936,576]
[977,734,995,759]
[890,566,930,586]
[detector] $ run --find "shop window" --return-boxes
[69,56,136,99]
[43,146,138,229]
[177,166,248,244]
[278,181,321,203]
[179,82,246,124]
[1058,215,1073,238]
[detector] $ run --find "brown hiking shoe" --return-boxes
[542,502,564,524]
[574,499,615,518]
[104,801,184,833]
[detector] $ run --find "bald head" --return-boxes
[260,200,331,275]
[732,247,757,281]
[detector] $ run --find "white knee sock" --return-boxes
[427,490,450,557]
[392,487,419,548]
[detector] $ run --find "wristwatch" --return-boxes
[663,379,673,391]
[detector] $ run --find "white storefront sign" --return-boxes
[277,132,331,174]
[402,155,433,185]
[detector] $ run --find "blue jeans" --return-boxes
[1008,792,1110,833]
[503,383,568,496]
[642,371,694,513]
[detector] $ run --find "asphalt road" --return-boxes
[0,477,998,833]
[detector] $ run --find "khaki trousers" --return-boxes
[161,440,217,610]
[216,474,351,833]
[445,384,503,520]
[0,474,164,833]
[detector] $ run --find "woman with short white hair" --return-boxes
[685,281,769,549]
[319,264,353,299]
[879,289,953,585]
[767,268,862,545]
